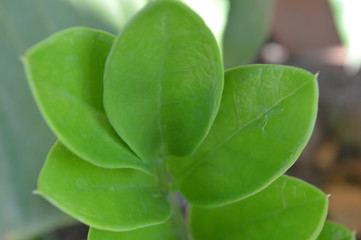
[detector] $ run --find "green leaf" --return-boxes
[223,0,275,68]
[190,175,328,240]
[37,141,171,231]
[168,65,318,206]
[24,27,149,172]
[104,0,224,161]
[317,221,356,240]
[88,216,186,240]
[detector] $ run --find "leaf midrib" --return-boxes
[176,79,313,184]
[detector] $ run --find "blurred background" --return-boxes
[1,0,361,239]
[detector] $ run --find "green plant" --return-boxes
[23,1,354,239]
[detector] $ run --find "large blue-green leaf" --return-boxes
[168,65,318,206]
[190,175,328,240]
[104,0,223,161]
[0,0,141,239]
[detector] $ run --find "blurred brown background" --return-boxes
[266,0,361,238]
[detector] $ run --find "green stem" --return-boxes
[155,157,189,239]
[168,192,190,240]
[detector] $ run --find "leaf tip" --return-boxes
[19,55,25,63]
[32,189,40,195]
[314,71,320,79]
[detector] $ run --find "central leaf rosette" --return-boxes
[24,0,322,238]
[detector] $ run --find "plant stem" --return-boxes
[155,157,189,239]
[168,192,190,240]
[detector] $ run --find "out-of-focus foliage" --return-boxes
[329,0,361,74]
[223,0,275,69]
[67,0,146,32]
[0,0,135,239]
[182,0,229,45]
[68,0,229,46]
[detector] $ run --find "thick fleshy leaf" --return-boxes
[190,175,328,240]
[168,65,318,206]
[37,141,171,231]
[88,216,186,240]
[223,0,275,68]
[317,221,356,240]
[104,0,223,161]
[25,27,148,172]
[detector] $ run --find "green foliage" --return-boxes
[317,221,356,240]
[25,27,148,172]
[168,65,318,206]
[37,141,170,231]
[23,0,353,239]
[190,176,328,240]
[104,1,223,161]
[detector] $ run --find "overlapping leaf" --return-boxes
[168,65,318,206]
[25,27,148,172]
[190,175,328,240]
[104,0,224,161]
[37,142,171,231]
[317,221,356,240]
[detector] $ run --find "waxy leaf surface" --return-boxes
[191,175,328,240]
[25,28,148,172]
[37,142,171,231]
[104,0,223,161]
[88,216,186,240]
[169,65,318,206]
[317,221,355,240]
